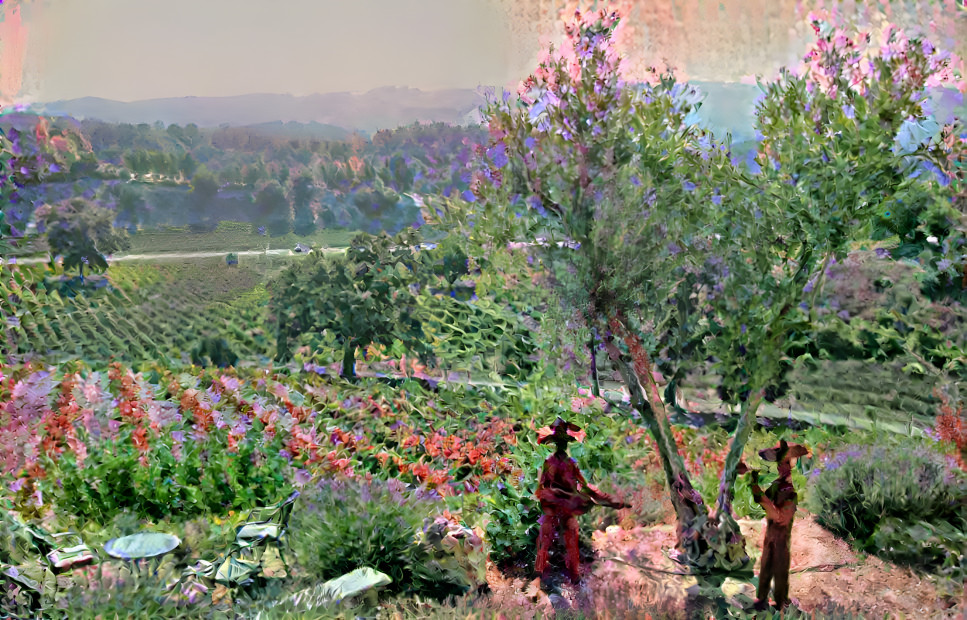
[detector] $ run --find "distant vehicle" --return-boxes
[293,243,312,253]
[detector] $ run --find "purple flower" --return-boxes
[842,104,855,119]
[630,175,641,187]
[461,190,476,203]
[667,242,681,256]
[527,195,546,216]
[682,180,696,192]
[294,469,312,487]
[171,430,185,443]
[837,310,850,319]
[488,143,509,168]
[874,247,891,258]
[936,258,952,271]
[711,193,722,205]
[525,137,536,149]
[257,226,266,236]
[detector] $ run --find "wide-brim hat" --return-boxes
[537,417,586,445]
[759,439,809,463]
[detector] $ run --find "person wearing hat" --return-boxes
[739,439,809,611]
[534,417,630,584]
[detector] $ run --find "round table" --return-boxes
[104,532,181,576]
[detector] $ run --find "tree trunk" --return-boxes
[602,316,708,559]
[341,340,356,378]
[604,313,750,571]
[589,328,601,397]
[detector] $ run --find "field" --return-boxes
[1,258,278,366]
[1,245,964,618]
[8,222,360,258]
[120,223,359,255]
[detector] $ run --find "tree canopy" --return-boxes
[432,7,966,571]
[35,198,131,277]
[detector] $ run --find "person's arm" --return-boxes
[538,459,552,488]
[749,471,780,521]
[575,460,630,508]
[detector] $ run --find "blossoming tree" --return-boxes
[435,7,965,571]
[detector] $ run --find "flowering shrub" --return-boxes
[935,387,967,471]
[288,476,475,600]
[808,439,966,577]
[757,11,967,299]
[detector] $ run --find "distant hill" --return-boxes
[26,87,487,134]
[240,120,352,141]
[21,82,764,139]
[19,82,964,141]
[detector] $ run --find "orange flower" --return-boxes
[132,426,150,453]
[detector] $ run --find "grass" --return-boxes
[4,222,360,258]
[121,223,359,255]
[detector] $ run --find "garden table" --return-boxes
[104,532,181,577]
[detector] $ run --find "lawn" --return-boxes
[120,223,360,255]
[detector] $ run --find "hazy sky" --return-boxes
[2,0,965,104]
[8,0,521,102]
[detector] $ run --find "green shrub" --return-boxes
[288,477,472,600]
[808,438,966,577]
[191,336,239,368]
[41,425,290,523]
[476,475,541,569]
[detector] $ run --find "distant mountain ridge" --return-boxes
[25,83,766,138]
[27,87,488,135]
[21,82,964,141]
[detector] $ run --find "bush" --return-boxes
[190,336,239,368]
[41,424,290,523]
[288,477,475,600]
[808,439,966,576]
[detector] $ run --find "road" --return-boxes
[5,247,347,266]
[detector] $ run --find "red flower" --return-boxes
[132,426,150,453]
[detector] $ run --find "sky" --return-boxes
[1,0,965,105]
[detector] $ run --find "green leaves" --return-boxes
[34,199,131,277]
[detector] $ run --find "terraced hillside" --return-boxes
[1,260,275,366]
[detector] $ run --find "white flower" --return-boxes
[927,236,938,245]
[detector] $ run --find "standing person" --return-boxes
[534,417,629,584]
[742,439,809,611]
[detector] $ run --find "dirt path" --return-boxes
[483,513,964,618]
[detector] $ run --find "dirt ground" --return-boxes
[484,511,965,619]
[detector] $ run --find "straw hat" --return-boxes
[759,439,809,463]
[537,417,586,445]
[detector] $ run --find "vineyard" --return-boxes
[0,260,276,366]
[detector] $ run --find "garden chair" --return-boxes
[3,510,96,574]
[227,490,300,577]
[169,491,300,598]
[1,511,96,614]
